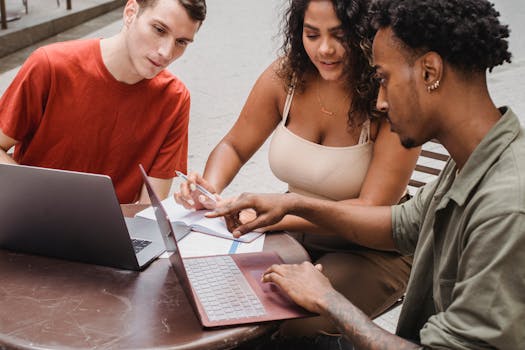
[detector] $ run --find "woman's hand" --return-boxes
[174,171,219,210]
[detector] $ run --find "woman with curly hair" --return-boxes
[175,0,419,337]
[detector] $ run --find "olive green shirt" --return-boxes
[392,107,525,349]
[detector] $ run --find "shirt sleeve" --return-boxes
[419,212,525,349]
[148,89,190,179]
[391,182,433,255]
[0,48,51,142]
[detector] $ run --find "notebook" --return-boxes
[0,163,167,270]
[139,165,313,327]
[136,197,262,243]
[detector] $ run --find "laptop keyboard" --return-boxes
[184,255,266,321]
[131,238,152,254]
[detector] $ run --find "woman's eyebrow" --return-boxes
[303,23,343,32]
[303,23,319,31]
[329,25,343,31]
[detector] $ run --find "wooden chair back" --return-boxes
[408,139,450,196]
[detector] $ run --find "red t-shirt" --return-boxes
[0,39,189,203]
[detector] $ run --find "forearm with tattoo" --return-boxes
[321,290,422,350]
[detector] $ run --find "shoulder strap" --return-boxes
[282,78,297,124]
[358,119,371,144]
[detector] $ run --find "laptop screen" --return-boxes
[138,165,199,307]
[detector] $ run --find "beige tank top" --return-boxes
[268,84,373,201]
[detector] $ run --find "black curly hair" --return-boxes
[277,0,380,127]
[370,0,512,73]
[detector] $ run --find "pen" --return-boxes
[175,171,217,203]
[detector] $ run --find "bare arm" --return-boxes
[262,262,421,349]
[175,60,285,208]
[324,290,421,349]
[0,129,19,165]
[351,120,420,205]
[262,119,420,235]
[203,62,284,192]
[209,192,395,250]
[288,193,395,250]
[137,177,172,204]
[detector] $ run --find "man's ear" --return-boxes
[123,0,139,27]
[420,52,443,87]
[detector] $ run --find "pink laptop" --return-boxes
[139,165,313,327]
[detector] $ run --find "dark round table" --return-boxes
[0,204,310,349]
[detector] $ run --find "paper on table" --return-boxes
[135,196,262,243]
[136,196,195,220]
[158,231,265,258]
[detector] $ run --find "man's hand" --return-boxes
[262,261,333,314]
[205,192,294,237]
[263,263,422,350]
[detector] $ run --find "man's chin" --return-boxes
[401,137,419,149]
[142,71,158,80]
[139,66,163,80]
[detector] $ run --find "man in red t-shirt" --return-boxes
[0,0,206,203]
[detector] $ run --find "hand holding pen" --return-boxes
[174,171,219,210]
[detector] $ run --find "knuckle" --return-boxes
[238,192,248,200]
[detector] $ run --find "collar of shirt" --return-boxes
[437,106,520,209]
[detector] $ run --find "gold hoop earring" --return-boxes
[426,80,440,93]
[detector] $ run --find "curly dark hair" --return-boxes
[277,0,380,127]
[370,0,512,73]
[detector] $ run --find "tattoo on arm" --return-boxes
[323,291,422,350]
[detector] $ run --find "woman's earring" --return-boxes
[427,80,440,93]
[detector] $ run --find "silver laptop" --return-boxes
[0,163,165,270]
[140,164,313,327]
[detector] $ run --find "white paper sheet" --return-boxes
[136,196,193,221]
[135,196,262,242]
[158,231,265,258]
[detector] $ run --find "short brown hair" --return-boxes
[136,0,206,23]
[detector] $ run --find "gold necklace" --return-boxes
[316,76,335,117]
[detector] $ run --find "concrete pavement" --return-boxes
[493,0,525,61]
[0,0,126,57]
[488,0,525,121]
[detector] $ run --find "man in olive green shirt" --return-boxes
[392,106,524,348]
[208,0,524,349]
